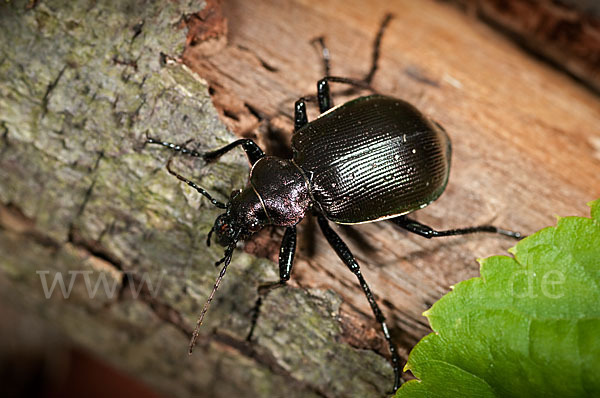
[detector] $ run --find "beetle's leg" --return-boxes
[259,225,297,293]
[202,139,265,165]
[247,226,297,341]
[364,13,393,84]
[147,132,265,166]
[311,13,393,113]
[391,216,523,239]
[146,133,204,158]
[310,36,331,77]
[294,98,308,131]
[276,225,297,283]
[309,35,334,114]
[317,215,402,393]
[166,160,227,209]
[317,78,333,113]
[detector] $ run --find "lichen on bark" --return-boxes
[0,1,392,397]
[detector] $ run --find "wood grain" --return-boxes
[443,0,600,93]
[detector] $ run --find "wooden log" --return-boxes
[0,0,598,397]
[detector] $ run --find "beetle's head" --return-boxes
[208,188,268,247]
[211,212,240,247]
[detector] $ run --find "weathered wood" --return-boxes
[443,0,600,93]
[0,0,599,397]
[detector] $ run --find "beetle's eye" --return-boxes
[219,223,229,234]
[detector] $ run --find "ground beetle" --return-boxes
[146,14,521,393]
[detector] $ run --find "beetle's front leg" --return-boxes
[203,138,265,165]
[146,132,265,166]
[390,215,523,239]
[146,132,204,158]
[246,225,297,341]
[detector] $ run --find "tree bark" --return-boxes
[0,1,599,398]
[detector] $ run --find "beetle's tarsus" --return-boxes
[310,36,331,77]
[496,228,524,239]
[364,13,394,84]
[146,132,204,158]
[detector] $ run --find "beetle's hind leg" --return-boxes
[391,215,523,239]
[364,13,394,85]
[309,14,394,115]
[311,36,331,78]
[247,226,297,341]
[317,215,402,393]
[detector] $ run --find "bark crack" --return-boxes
[236,45,280,73]
[74,153,102,218]
[131,20,144,43]
[0,121,9,156]
[42,65,67,117]
[212,332,331,398]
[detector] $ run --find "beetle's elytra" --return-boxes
[293,95,451,224]
[146,14,521,393]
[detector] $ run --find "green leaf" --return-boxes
[396,199,600,398]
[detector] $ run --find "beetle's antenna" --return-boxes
[188,239,237,354]
[166,159,228,209]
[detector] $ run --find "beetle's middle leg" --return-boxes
[390,215,523,239]
[247,225,297,341]
[294,98,308,131]
[317,214,402,393]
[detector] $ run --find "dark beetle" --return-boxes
[146,16,520,393]
[209,95,451,243]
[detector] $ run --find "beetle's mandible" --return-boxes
[146,14,521,393]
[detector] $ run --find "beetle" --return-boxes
[146,15,521,393]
